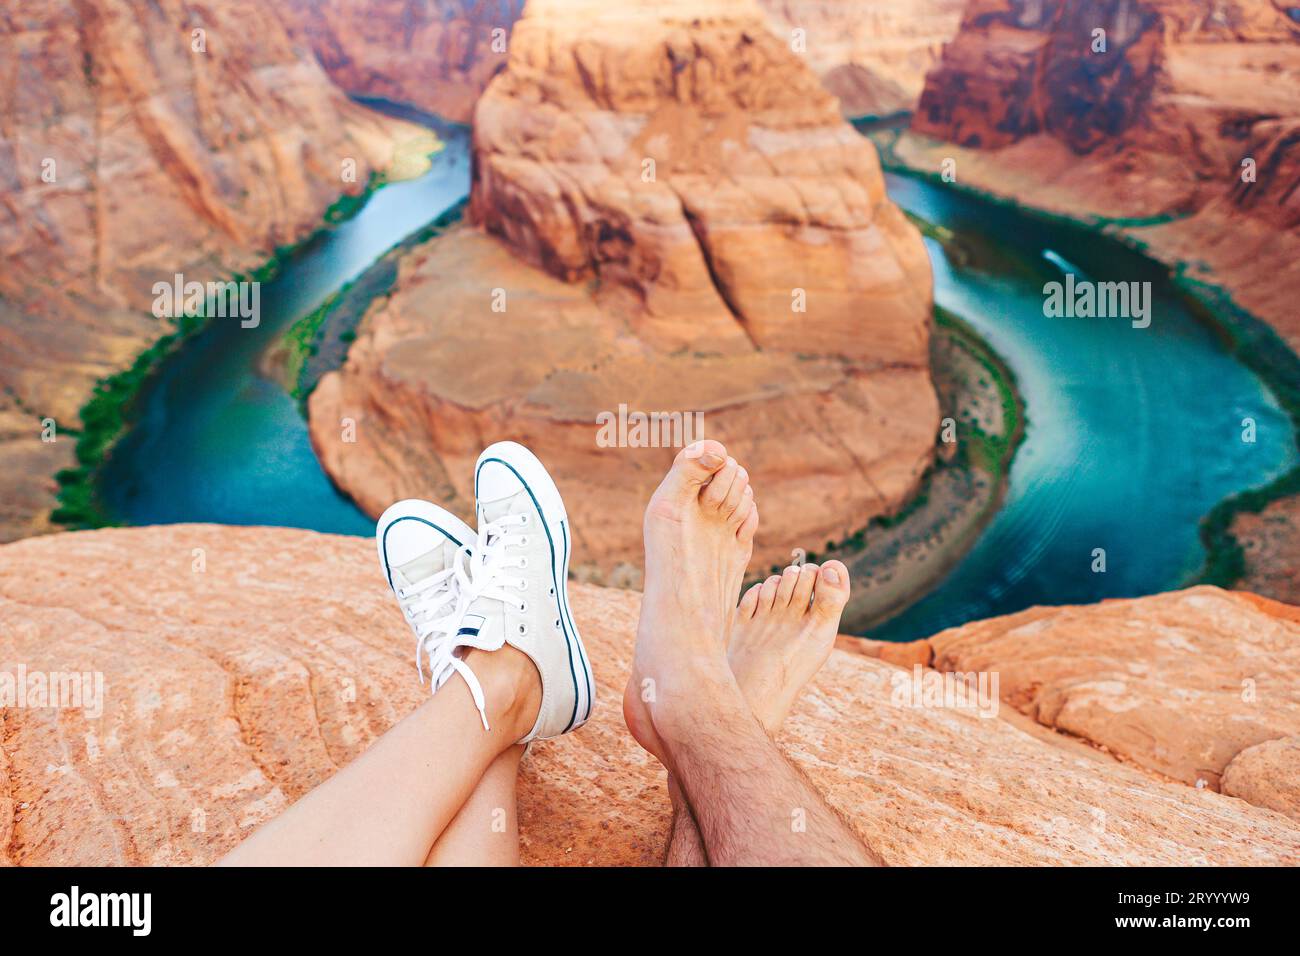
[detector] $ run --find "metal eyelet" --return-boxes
[518,536,529,546]
[519,601,528,613]
[518,623,527,635]
[519,514,530,526]
[518,580,528,590]
[519,557,529,568]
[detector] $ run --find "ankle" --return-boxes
[467,646,542,741]
[646,658,737,746]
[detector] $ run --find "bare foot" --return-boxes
[728,560,850,733]
[623,440,759,761]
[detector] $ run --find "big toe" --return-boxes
[653,440,729,506]
[811,560,851,623]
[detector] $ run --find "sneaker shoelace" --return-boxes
[398,513,532,733]
[396,546,490,728]
[469,513,531,616]
[436,513,531,732]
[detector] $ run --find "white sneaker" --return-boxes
[375,499,490,726]
[468,441,595,742]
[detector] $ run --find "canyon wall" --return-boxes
[308,0,940,579]
[282,0,525,123]
[3,525,1299,864]
[281,1,962,125]
[906,0,1300,344]
[758,0,966,117]
[0,0,415,541]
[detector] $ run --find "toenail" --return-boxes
[684,441,705,458]
[700,453,724,468]
[822,566,841,585]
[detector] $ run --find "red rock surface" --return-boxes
[470,0,935,360]
[3,525,1299,865]
[758,0,965,117]
[282,0,523,123]
[1223,735,1300,822]
[309,0,940,577]
[1233,498,1300,606]
[925,586,1300,792]
[0,0,417,541]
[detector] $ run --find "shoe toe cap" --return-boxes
[380,515,446,569]
[476,458,526,505]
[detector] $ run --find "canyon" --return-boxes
[281,0,964,124]
[3,0,1299,869]
[307,0,940,578]
[908,0,1300,327]
[902,0,1300,603]
[906,0,1300,343]
[281,0,524,124]
[2,524,1298,864]
[0,0,417,542]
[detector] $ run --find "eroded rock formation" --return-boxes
[1223,734,1300,822]
[282,0,525,123]
[309,0,939,578]
[284,0,963,123]
[2,525,1298,865]
[871,587,1300,799]
[0,0,415,541]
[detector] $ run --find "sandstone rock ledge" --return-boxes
[2,526,1298,865]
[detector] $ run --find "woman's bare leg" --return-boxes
[422,745,526,866]
[218,646,540,867]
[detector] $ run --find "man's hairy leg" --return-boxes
[664,560,852,866]
[658,671,879,866]
[664,776,709,866]
[626,441,878,866]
